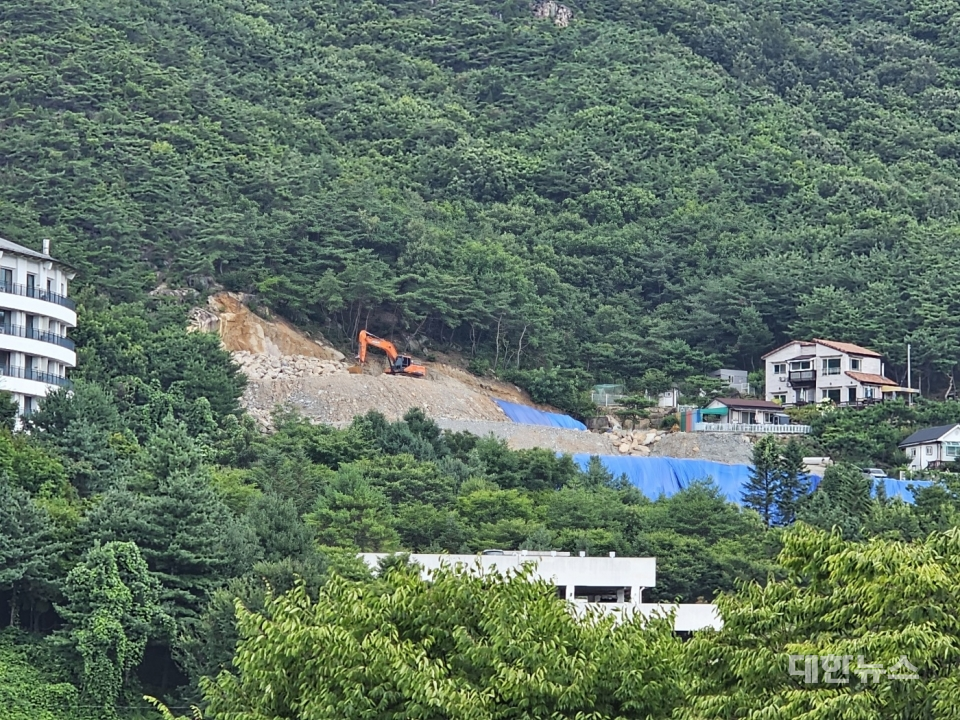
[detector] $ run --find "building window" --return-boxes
[910,448,916,457]
[773,394,786,404]
[946,443,960,459]
[22,397,33,416]
[0,268,11,291]
[864,386,876,399]
[822,357,841,375]
[773,363,786,375]
[926,446,934,456]
[851,358,861,371]
[824,388,841,403]
[790,360,811,371]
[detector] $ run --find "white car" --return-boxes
[862,467,887,481]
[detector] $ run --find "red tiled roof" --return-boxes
[813,339,881,358]
[846,371,895,385]
[715,398,783,410]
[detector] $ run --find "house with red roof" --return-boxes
[762,339,917,407]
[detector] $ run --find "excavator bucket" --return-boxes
[347,364,363,374]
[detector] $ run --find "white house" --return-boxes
[702,398,787,425]
[0,237,76,415]
[359,551,721,632]
[899,424,960,470]
[763,338,914,407]
[709,368,750,394]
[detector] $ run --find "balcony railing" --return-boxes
[0,323,75,350]
[0,364,71,387]
[693,422,811,434]
[0,282,76,311]
[788,369,817,384]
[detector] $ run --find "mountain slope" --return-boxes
[2,0,960,388]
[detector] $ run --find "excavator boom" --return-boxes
[357,330,427,378]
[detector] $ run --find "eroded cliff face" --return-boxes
[188,292,345,361]
[532,1,572,27]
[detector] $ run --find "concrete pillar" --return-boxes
[617,588,625,603]
[631,586,641,604]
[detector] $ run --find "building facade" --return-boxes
[762,339,913,406]
[0,238,76,415]
[359,551,722,632]
[899,424,960,470]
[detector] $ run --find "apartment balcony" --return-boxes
[0,283,77,327]
[0,324,75,350]
[0,282,75,310]
[787,369,817,386]
[0,365,71,387]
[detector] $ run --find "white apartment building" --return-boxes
[359,551,722,632]
[0,237,76,415]
[763,338,914,407]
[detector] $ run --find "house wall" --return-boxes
[904,426,960,469]
[765,342,883,403]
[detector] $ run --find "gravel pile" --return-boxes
[241,369,511,428]
[649,431,754,465]
[436,419,620,455]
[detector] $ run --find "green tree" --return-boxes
[202,564,685,719]
[684,525,960,719]
[54,541,172,714]
[0,482,62,629]
[742,436,781,527]
[775,438,810,526]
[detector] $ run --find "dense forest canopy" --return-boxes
[3,0,960,390]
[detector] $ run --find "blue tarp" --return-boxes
[572,454,932,506]
[877,478,933,502]
[572,454,758,503]
[495,399,587,431]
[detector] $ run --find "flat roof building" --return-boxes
[0,237,76,416]
[359,550,721,632]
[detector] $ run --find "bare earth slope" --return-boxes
[190,294,752,462]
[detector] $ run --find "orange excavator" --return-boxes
[355,329,427,378]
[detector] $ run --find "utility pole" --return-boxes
[907,342,912,406]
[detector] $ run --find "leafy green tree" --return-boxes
[685,525,960,719]
[202,564,685,719]
[54,541,172,714]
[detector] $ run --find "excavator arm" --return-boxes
[356,330,427,378]
[358,330,399,363]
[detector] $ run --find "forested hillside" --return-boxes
[3,0,960,390]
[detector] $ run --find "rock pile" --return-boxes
[610,429,666,456]
[232,351,348,381]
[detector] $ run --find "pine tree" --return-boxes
[742,436,780,527]
[774,438,810,526]
[0,482,62,628]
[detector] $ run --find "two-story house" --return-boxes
[763,339,904,406]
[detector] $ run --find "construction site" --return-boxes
[189,292,763,465]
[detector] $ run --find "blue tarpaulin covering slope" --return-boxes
[495,399,587,431]
[572,454,931,505]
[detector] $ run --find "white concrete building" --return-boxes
[359,551,721,632]
[0,238,76,415]
[762,338,914,407]
[899,424,960,470]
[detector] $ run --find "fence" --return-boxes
[591,384,626,407]
[692,422,811,435]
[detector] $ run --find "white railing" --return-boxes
[692,422,811,434]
